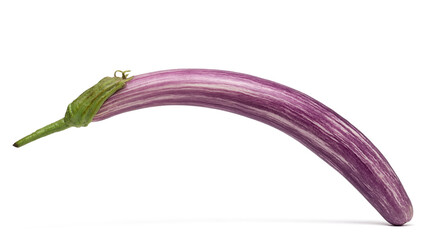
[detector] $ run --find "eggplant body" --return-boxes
[93,69,412,225]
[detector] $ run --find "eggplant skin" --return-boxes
[94,69,413,225]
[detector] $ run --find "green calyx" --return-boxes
[13,70,133,148]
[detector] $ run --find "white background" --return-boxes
[0,0,426,239]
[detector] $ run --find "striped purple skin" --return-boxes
[93,69,412,225]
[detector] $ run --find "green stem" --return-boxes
[13,118,70,148]
[13,70,132,148]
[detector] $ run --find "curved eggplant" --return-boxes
[14,69,412,225]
